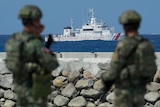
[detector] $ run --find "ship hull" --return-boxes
[45,33,124,42]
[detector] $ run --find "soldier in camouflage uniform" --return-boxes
[6,5,59,107]
[101,10,157,107]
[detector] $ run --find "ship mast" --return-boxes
[70,18,74,32]
[89,8,96,26]
[89,8,94,18]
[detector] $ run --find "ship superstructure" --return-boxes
[45,8,124,41]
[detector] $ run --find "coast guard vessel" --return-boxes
[45,9,125,42]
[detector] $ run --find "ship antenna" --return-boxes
[89,8,96,25]
[89,8,94,18]
[70,18,74,32]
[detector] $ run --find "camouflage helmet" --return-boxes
[119,10,141,24]
[18,5,42,19]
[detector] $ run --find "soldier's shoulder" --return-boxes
[116,39,129,48]
[21,33,41,43]
[10,32,21,37]
[139,38,154,49]
[27,38,43,46]
[11,32,30,39]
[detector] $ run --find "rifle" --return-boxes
[45,34,54,49]
[98,80,114,103]
[45,34,56,56]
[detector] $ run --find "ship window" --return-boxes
[83,29,93,31]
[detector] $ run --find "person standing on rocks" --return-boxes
[5,4,59,107]
[101,10,157,107]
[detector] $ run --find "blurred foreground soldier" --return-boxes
[5,5,59,107]
[101,10,157,107]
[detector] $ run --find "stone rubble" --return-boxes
[0,60,160,107]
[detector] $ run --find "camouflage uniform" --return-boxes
[6,5,59,107]
[102,10,156,107]
[13,32,58,107]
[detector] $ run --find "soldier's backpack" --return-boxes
[5,33,33,75]
[120,37,157,86]
[136,37,157,80]
[126,37,157,83]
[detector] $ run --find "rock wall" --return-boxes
[0,60,160,107]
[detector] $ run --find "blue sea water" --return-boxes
[0,34,160,52]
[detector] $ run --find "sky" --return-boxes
[0,0,160,35]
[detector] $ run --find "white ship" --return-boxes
[45,9,125,42]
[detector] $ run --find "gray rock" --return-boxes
[95,70,105,79]
[0,98,5,106]
[146,82,160,92]
[0,98,5,102]
[0,74,13,89]
[51,70,60,77]
[62,70,71,77]
[47,102,54,107]
[68,71,80,82]
[68,96,86,107]
[144,92,160,103]
[3,100,16,107]
[0,101,5,107]
[80,89,100,99]
[83,63,100,75]
[86,102,96,107]
[106,91,115,104]
[51,85,56,91]
[0,64,10,74]
[75,79,94,89]
[55,61,66,73]
[54,95,69,106]
[98,62,110,70]
[0,88,5,98]
[144,102,154,107]
[83,70,95,79]
[98,102,112,107]
[153,70,160,83]
[61,83,76,98]
[67,61,83,72]
[48,91,60,102]
[93,79,105,91]
[52,76,68,87]
[154,100,160,107]
[4,90,16,101]
[60,61,70,72]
